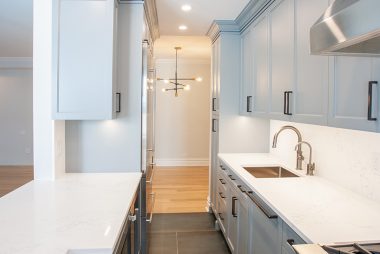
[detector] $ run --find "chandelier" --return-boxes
[157,47,202,97]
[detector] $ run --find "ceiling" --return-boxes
[154,36,211,60]
[156,0,250,36]
[0,0,33,57]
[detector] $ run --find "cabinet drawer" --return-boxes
[217,196,228,234]
[217,171,228,193]
[282,223,306,248]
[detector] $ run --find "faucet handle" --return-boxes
[307,163,315,176]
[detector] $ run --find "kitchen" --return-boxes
[1,0,380,254]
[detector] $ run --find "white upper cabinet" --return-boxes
[269,0,294,120]
[241,29,254,115]
[329,57,380,132]
[212,38,221,115]
[293,0,329,125]
[252,16,269,117]
[52,0,117,120]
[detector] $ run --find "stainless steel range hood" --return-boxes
[310,0,380,56]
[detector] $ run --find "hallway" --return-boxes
[153,166,209,213]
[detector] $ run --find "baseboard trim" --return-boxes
[156,158,209,167]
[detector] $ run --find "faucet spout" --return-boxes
[272,125,304,170]
[294,141,315,176]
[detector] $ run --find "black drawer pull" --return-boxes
[219,179,226,185]
[237,185,246,193]
[246,191,278,219]
[368,81,378,121]
[228,175,236,180]
[287,239,295,246]
[247,96,252,112]
[219,192,226,199]
[232,197,238,218]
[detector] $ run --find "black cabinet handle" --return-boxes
[246,191,278,219]
[228,175,236,181]
[368,81,378,121]
[212,98,217,111]
[116,93,121,113]
[212,119,217,132]
[219,192,226,199]
[284,91,293,115]
[247,96,252,112]
[220,166,226,171]
[287,239,295,246]
[219,179,226,185]
[237,185,246,193]
[232,197,238,218]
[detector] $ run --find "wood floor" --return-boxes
[0,166,34,197]
[153,166,209,213]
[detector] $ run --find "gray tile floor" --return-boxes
[148,213,231,254]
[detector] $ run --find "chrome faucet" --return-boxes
[272,125,304,170]
[294,141,315,176]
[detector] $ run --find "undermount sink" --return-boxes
[243,166,299,178]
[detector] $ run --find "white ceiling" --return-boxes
[0,0,33,57]
[154,36,211,60]
[156,0,250,36]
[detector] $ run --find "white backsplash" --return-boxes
[270,120,380,203]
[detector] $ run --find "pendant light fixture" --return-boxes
[157,47,202,97]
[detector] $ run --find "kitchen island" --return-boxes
[0,173,141,254]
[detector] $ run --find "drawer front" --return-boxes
[217,170,228,193]
[217,196,228,234]
[282,223,306,248]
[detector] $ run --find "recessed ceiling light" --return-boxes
[181,4,192,12]
[179,25,188,31]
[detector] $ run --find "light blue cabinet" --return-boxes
[268,0,294,121]
[240,29,254,115]
[328,56,380,132]
[52,0,118,120]
[248,191,282,254]
[293,0,329,125]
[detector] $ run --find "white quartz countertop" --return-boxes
[0,172,141,254]
[219,153,380,244]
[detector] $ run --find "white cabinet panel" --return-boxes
[252,16,269,117]
[293,0,329,125]
[329,56,379,132]
[53,0,117,120]
[269,0,294,120]
[241,29,254,115]
[228,186,239,253]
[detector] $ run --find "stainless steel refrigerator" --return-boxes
[140,40,156,254]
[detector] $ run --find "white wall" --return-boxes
[65,4,144,173]
[34,0,66,180]
[270,120,380,203]
[155,59,210,166]
[0,68,33,165]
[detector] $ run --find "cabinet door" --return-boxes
[237,188,251,254]
[249,192,282,254]
[252,16,269,117]
[293,0,329,125]
[269,0,294,120]
[53,0,116,120]
[211,39,221,114]
[228,186,239,253]
[241,29,254,115]
[329,56,379,132]
[210,117,219,212]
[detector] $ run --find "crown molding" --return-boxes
[0,57,33,69]
[144,0,160,42]
[206,20,240,43]
[236,0,274,32]
[206,0,274,42]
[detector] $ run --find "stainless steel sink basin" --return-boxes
[243,166,299,178]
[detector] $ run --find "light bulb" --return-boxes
[179,25,188,31]
[181,5,192,12]
[164,79,170,84]
[196,77,203,82]
[184,85,191,90]
[162,88,166,92]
